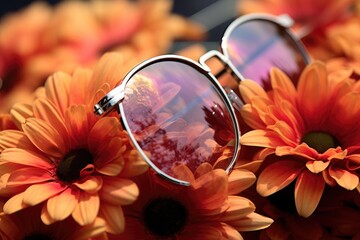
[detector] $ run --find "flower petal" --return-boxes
[46,187,79,223]
[228,169,256,195]
[220,196,255,221]
[0,130,36,151]
[190,169,228,210]
[22,118,67,158]
[270,67,297,104]
[73,176,103,194]
[23,182,66,206]
[32,98,68,141]
[64,105,93,146]
[229,212,274,231]
[88,117,123,150]
[172,164,196,183]
[240,104,266,130]
[1,148,52,169]
[96,138,126,176]
[69,68,93,105]
[119,150,149,177]
[329,166,359,190]
[72,192,100,225]
[295,171,325,217]
[297,61,329,125]
[99,203,125,234]
[240,129,285,148]
[267,121,297,147]
[3,192,29,214]
[239,79,268,103]
[330,91,360,127]
[7,167,52,186]
[45,71,71,115]
[100,178,139,206]
[257,160,303,196]
[10,103,33,130]
[306,160,330,173]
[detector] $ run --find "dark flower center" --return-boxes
[268,181,297,213]
[23,234,52,240]
[301,131,340,153]
[143,197,187,237]
[56,148,94,182]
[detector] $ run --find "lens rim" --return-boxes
[220,13,311,81]
[118,55,241,186]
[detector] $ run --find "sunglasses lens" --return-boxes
[225,19,307,89]
[121,60,237,183]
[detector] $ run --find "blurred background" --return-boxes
[0,0,239,113]
[0,0,238,43]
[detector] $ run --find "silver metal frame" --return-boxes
[94,13,311,186]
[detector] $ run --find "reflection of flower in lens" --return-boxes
[0,54,149,234]
[109,165,273,239]
[239,61,360,217]
[124,72,238,180]
[0,203,107,240]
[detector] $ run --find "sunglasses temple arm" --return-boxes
[94,85,125,116]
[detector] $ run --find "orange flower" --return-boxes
[0,53,148,234]
[0,204,107,240]
[239,61,360,217]
[0,98,146,233]
[110,165,273,239]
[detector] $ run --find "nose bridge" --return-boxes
[199,50,244,82]
[199,50,244,111]
[199,50,229,77]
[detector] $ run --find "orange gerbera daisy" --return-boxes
[110,164,273,239]
[0,98,147,233]
[0,203,107,240]
[0,53,148,234]
[239,61,360,217]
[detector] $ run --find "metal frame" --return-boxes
[94,13,311,186]
[116,55,240,186]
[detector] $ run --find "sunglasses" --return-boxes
[94,13,311,186]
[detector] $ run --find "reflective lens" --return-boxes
[121,60,238,184]
[224,19,308,90]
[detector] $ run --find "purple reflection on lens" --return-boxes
[121,60,236,181]
[225,20,307,90]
